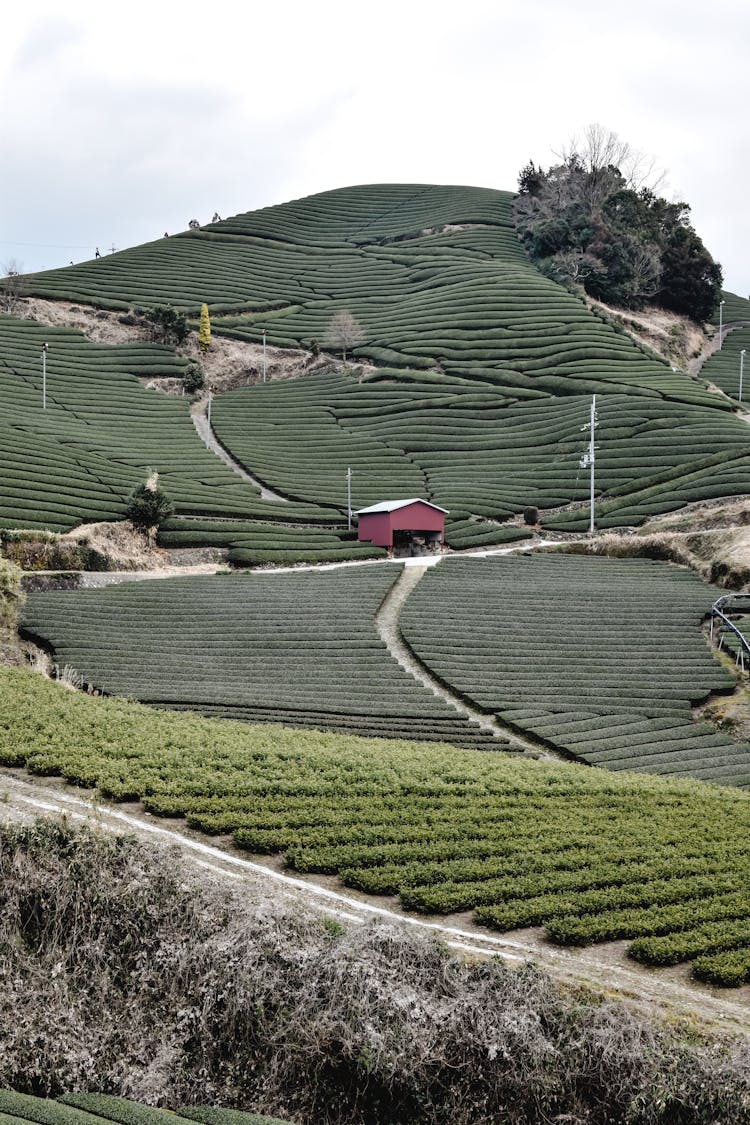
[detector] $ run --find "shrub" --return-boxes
[140,305,189,345]
[125,474,174,537]
[199,303,211,354]
[183,363,205,393]
[0,558,24,632]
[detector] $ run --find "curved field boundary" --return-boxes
[376,564,553,758]
[399,553,750,787]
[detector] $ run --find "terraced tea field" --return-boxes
[12,185,750,533]
[5,663,750,986]
[212,370,750,527]
[701,326,750,402]
[400,553,750,786]
[21,553,748,785]
[19,186,723,405]
[0,316,392,562]
[0,316,337,533]
[20,566,503,750]
[0,1091,288,1125]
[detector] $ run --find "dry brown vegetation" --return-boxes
[555,511,750,593]
[2,819,750,1125]
[586,297,712,373]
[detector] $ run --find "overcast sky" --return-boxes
[2,0,748,297]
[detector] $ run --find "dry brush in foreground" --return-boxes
[1,820,750,1124]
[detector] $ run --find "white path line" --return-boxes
[6,777,750,1030]
[8,788,540,957]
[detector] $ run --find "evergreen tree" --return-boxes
[125,473,174,540]
[198,303,211,354]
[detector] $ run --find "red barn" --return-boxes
[356,498,448,556]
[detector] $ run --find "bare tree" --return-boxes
[0,260,25,315]
[323,309,365,361]
[629,242,662,301]
[557,123,666,195]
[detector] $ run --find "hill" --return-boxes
[12,184,750,540]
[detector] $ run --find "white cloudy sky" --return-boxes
[1,0,748,295]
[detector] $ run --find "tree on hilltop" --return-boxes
[324,310,365,361]
[0,260,25,315]
[514,125,722,321]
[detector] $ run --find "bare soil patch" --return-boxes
[586,296,711,373]
[15,295,368,394]
[62,520,166,570]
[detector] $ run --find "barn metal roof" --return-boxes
[356,498,449,515]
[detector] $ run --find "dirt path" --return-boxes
[1,769,748,1034]
[190,398,289,501]
[375,564,557,759]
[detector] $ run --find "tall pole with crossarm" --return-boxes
[579,395,597,535]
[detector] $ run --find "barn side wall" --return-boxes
[358,503,446,548]
[358,512,394,548]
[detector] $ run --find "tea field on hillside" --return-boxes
[21,555,749,785]
[20,186,722,405]
[12,185,750,534]
[0,317,337,534]
[0,1092,289,1125]
[20,566,501,749]
[211,370,750,526]
[701,326,750,402]
[4,664,750,985]
[400,553,750,786]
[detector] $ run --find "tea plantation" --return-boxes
[0,317,336,533]
[11,184,750,533]
[5,663,750,986]
[400,553,750,786]
[21,554,749,785]
[211,370,750,526]
[0,1091,289,1125]
[20,566,503,750]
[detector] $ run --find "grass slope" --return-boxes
[4,823,749,1123]
[4,664,750,984]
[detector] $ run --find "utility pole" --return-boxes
[579,394,596,535]
[41,341,47,410]
[347,466,352,531]
[719,299,725,350]
[262,330,267,383]
[740,349,746,404]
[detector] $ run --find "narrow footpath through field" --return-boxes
[190,398,289,501]
[376,563,555,758]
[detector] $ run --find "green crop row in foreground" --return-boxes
[2,664,750,986]
[0,1089,290,1125]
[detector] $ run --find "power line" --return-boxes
[0,239,97,250]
